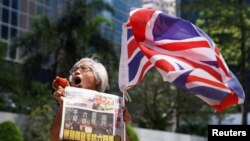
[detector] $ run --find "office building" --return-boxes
[142,0,177,16]
[0,0,142,62]
[0,0,64,62]
[102,0,142,53]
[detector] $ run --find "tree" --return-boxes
[126,70,176,131]
[12,0,117,82]
[182,0,250,125]
[0,121,24,141]
[126,69,215,136]
[23,104,54,141]
[0,0,119,139]
[0,59,29,113]
[127,70,219,136]
[0,0,123,139]
[6,0,118,113]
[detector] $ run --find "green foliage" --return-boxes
[0,60,24,113]
[127,70,176,130]
[0,121,24,141]
[23,104,54,141]
[0,61,53,114]
[183,0,250,125]
[0,60,21,92]
[175,90,213,136]
[1,0,117,114]
[24,81,54,109]
[0,0,118,140]
[177,108,210,136]
[12,0,116,80]
[127,68,217,136]
[177,104,238,136]
[126,124,140,141]
[0,41,7,58]
[183,0,250,66]
[201,0,248,67]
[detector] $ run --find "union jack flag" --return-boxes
[118,8,245,111]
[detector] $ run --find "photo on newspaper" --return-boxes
[59,87,125,141]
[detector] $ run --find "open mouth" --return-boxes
[74,77,81,85]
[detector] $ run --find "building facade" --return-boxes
[101,0,142,54]
[0,0,63,62]
[0,0,142,62]
[142,0,177,16]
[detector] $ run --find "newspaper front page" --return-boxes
[59,87,125,141]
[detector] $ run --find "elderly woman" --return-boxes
[50,57,131,141]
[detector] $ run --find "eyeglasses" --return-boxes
[70,65,93,74]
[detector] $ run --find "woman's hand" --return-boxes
[52,76,68,104]
[53,86,66,104]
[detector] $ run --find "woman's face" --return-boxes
[70,61,97,91]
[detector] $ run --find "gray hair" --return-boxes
[69,57,109,92]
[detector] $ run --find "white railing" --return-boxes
[134,127,207,141]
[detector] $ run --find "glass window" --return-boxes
[114,1,126,12]
[102,10,112,19]
[11,0,18,9]
[114,21,122,31]
[102,27,113,41]
[11,27,17,38]
[46,0,51,6]
[11,11,18,26]
[29,1,35,16]
[37,0,43,3]
[1,25,8,39]
[2,8,9,23]
[20,0,27,13]
[28,17,33,30]
[3,0,10,6]
[114,10,127,22]
[114,32,121,43]
[105,0,112,5]
[19,13,27,29]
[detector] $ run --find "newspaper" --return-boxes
[59,87,125,141]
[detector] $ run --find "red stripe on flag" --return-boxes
[157,41,210,51]
[216,56,230,77]
[155,60,175,72]
[212,92,238,112]
[214,46,220,56]
[140,43,222,82]
[137,61,152,84]
[128,39,139,58]
[139,44,156,59]
[187,75,229,90]
[176,56,223,82]
[130,9,155,42]
[214,46,230,77]
[126,22,131,27]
